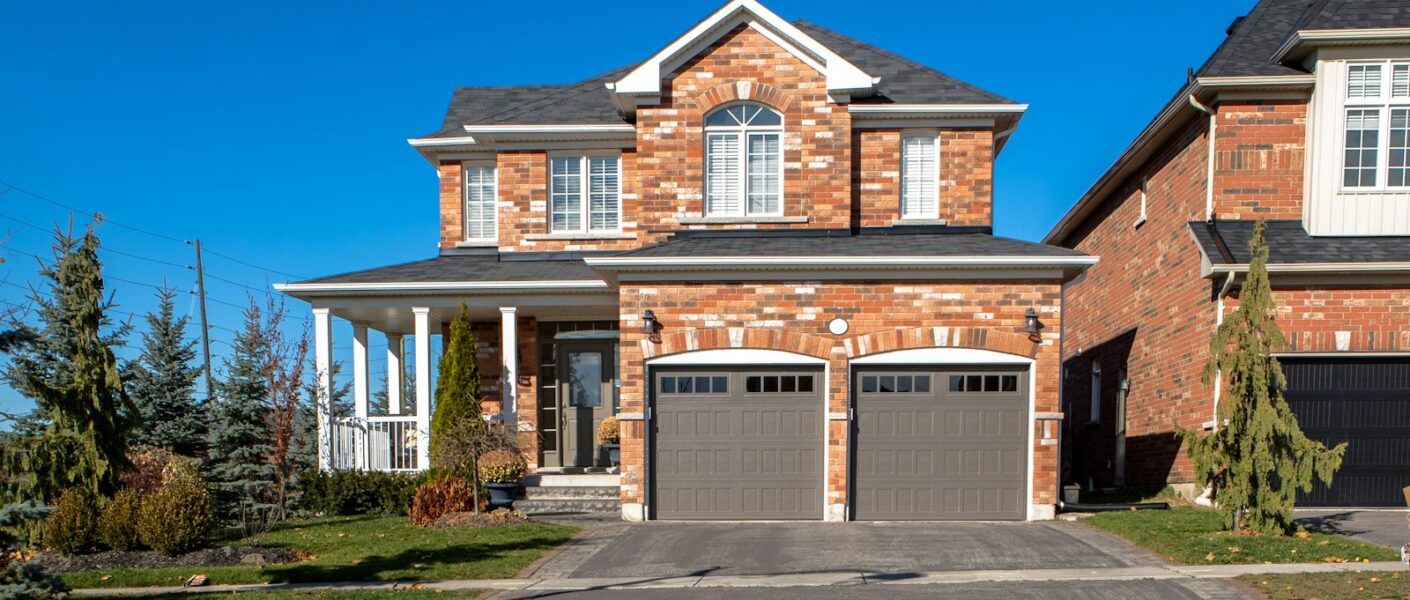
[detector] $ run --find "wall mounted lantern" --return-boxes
[1025,308,1043,337]
[642,309,657,334]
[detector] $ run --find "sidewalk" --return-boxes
[74,560,1407,596]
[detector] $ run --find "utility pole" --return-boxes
[193,239,216,403]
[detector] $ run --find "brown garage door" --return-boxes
[653,367,824,520]
[854,367,1028,520]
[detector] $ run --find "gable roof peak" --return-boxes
[608,0,877,116]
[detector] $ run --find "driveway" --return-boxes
[1296,509,1408,548]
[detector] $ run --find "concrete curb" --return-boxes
[73,561,1406,596]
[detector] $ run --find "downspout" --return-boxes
[1196,271,1237,508]
[1186,94,1217,221]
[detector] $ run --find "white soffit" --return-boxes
[610,0,875,107]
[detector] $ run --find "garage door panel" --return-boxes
[654,368,824,520]
[855,367,1028,521]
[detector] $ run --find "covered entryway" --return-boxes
[651,362,825,520]
[1283,356,1410,507]
[853,357,1029,520]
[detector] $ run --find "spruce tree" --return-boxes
[206,301,276,520]
[128,286,205,457]
[1177,220,1347,535]
[4,224,135,500]
[429,304,481,466]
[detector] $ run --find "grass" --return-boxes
[1084,507,1399,565]
[91,591,482,600]
[1237,571,1410,600]
[1077,485,1189,506]
[63,515,577,589]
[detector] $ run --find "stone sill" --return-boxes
[455,241,498,249]
[524,233,637,241]
[891,219,950,226]
[678,216,809,224]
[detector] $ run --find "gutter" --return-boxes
[1273,28,1410,63]
[1207,262,1410,275]
[584,255,1100,269]
[273,280,612,297]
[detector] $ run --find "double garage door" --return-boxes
[651,365,1028,520]
[1283,357,1410,507]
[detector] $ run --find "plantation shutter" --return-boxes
[588,156,619,231]
[901,135,938,219]
[550,157,582,232]
[747,133,780,214]
[1348,64,1382,99]
[707,133,742,215]
[463,165,496,241]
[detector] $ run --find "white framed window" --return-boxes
[900,132,940,219]
[1133,178,1148,228]
[1341,60,1410,190]
[704,103,783,217]
[463,163,497,243]
[550,154,620,233]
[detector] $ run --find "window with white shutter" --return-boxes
[704,103,784,217]
[1342,60,1410,190]
[900,133,939,219]
[550,154,620,233]
[463,163,496,243]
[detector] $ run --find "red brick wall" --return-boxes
[462,318,542,468]
[615,280,1064,513]
[856,129,993,227]
[1213,100,1306,220]
[1061,117,1217,488]
[1240,286,1410,353]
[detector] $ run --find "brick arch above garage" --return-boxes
[846,326,1042,360]
[636,325,1041,362]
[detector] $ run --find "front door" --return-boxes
[559,341,616,468]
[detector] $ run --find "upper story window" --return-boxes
[550,154,620,233]
[900,133,940,219]
[463,163,496,243]
[705,103,783,217]
[1342,61,1410,190]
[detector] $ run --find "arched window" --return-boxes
[704,103,783,216]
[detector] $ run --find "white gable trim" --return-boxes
[610,0,875,112]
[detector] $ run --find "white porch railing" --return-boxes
[329,416,422,472]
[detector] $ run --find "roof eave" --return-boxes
[1273,28,1410,63]
[274,280,612,299]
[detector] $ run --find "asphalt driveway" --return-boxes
[558,521,1157,579]
[1295,509,1409,548]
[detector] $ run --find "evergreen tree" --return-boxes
[128,286,205,456]
[429,304,481,466]
[293,360,350,471]
[1177,220,1347,535]
[206,301,275,520]
[4,224,135,501]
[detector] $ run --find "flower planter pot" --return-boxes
[485,482,518,510]
[602,443,620,467]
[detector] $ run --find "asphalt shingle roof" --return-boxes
[424,20,1013,136]
[617,231,1086,259]
[1188,220,1410,265]
[299,254,602,285]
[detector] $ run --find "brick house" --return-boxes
[278,0,1094,521]
[1046,0,1410,506]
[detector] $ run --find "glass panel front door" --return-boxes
[560,342,615,468]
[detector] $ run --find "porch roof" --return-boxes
[275,252,608,297]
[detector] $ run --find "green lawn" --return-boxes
[91,591,481,600]
[63,515,576,589]
[1237,571,1410,600]
[1083,507,1398,565]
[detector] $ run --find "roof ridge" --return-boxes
[793,19,1014,104]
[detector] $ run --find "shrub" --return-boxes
[121,447,202,493]
[138,480,214,556]
[409,476,476,527]
[477,450,527,484]
[97,489,144,551]
[297,470,420,516]
[596,416,620,445]
[1,501,68,599]
[43,489,98,555]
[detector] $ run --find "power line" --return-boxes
[101,247,189,269]
[0,180,189,245]
[201,247,306,280]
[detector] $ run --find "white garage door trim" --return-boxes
[851,347,1040,521]
[646,348,835,521]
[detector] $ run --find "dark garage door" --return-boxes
[1283,357,1410,507]
[653,367,824,520]
[854,367,1028,520]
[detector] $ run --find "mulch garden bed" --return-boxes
[34,546,300,572]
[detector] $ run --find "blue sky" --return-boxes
[0,0,1253,419]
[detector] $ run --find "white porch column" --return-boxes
[413,307,433,470]
[386,334,404,416]
[351,324,370,470]
[312,308,334,471]
[500,307,518,423]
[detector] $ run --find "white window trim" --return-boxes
[1339,60,1410,193]
[548,152,623,234]
[462,161,498,245]
[900,131,941,221]
[704,103,785,218]
[1133,178,1148,228]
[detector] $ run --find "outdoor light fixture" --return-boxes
[1025,308,1042,336]
[642,309,657,334]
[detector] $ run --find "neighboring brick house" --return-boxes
[1046,0,1410,506]
[279,0,1094,521]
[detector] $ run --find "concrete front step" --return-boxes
[522,485,620,500]
[522,473,621,487]
[515,497,621,515]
